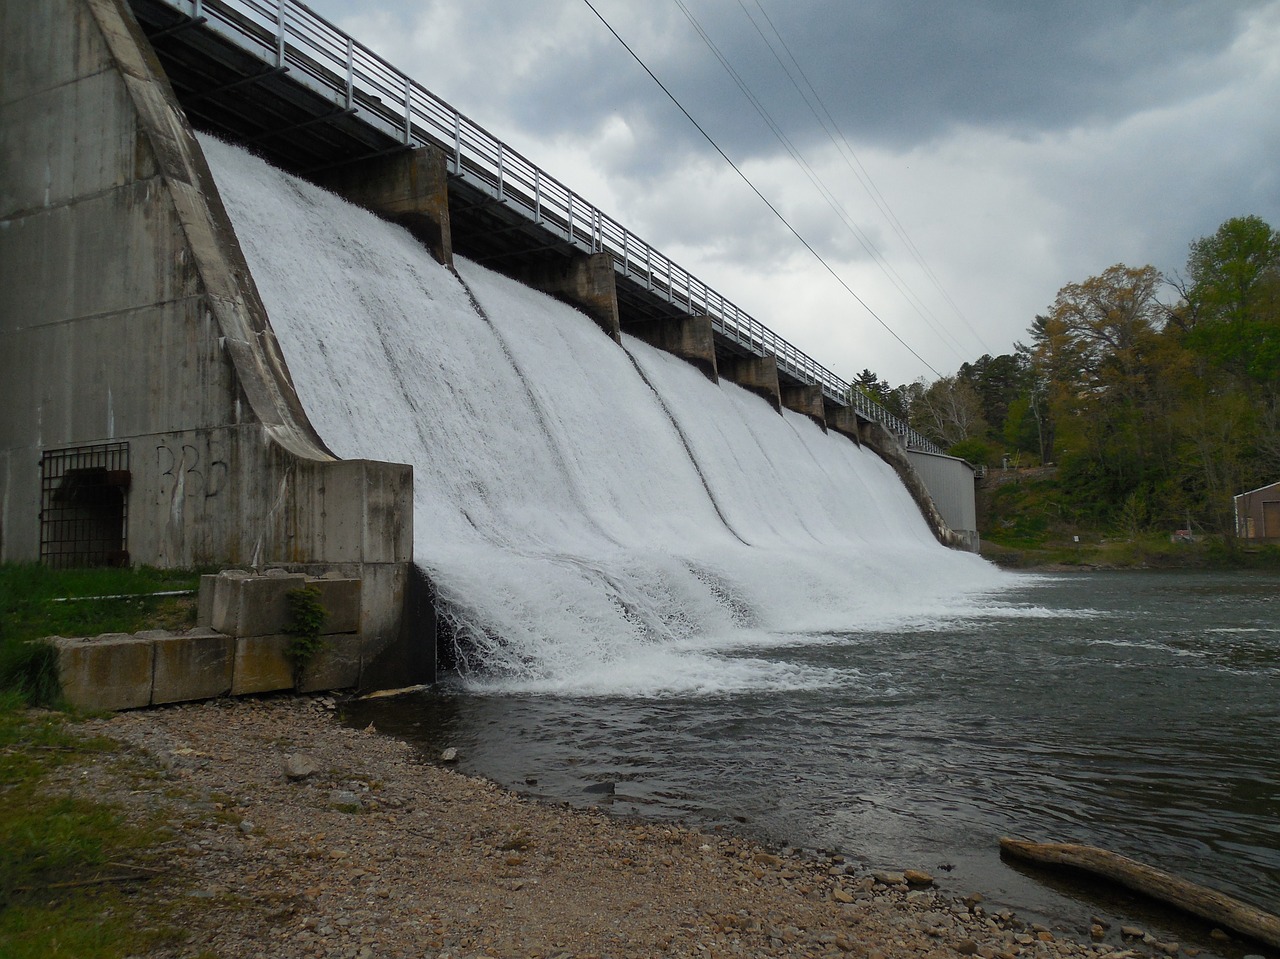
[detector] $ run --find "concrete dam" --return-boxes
[1,0,995,694]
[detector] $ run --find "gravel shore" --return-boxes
[60,696,1183,959]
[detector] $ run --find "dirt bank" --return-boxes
[54,696,1179,959]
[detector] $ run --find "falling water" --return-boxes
[202,134,1014,696]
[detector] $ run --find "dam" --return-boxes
[1,0,991,692]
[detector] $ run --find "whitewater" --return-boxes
[201,136,1014,696]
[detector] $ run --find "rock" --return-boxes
[1120,926,1145,939]
[238,819,254,834]
[284,753,319,780]
[440,747,459,763]
[957,940,979,955]
[904,869,935,886]
[832,888,855,904]
[582,781,614,795]
[329,789,362,809]
[873,871,906,886]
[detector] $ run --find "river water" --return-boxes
[199,136,1277,951]
[347,570,1279,952]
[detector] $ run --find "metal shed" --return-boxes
[1234,481,1280,540]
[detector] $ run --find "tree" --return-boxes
[909,376,988,449]
[1181,215,1280,329]
[1020,264,1175,527]
[957,353,1029,433]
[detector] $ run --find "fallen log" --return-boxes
[999,838,1280,950]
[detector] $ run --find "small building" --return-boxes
[1234,481,1280,540]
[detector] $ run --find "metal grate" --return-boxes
[40,443,132,568]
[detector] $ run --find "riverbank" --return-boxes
[16,694,1179,959]
[978,537,1280,571]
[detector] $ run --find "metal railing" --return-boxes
[155,0,942,453]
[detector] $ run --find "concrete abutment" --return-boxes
[1,0,435,696]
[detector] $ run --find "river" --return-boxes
[346,569,1279,954]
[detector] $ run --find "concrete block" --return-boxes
[309,578,361,634]
[151,632,234,704]
[212,571,307,637]
[230,634,294,695]
[297,635,362,693]
[54,633,153,711]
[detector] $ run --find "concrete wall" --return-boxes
[906,450,979,551]
[0,0,425,681]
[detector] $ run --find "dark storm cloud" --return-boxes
[487,0,1257,175]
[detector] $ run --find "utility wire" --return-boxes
[680,0,967,363]
[740,0,992,356]
[579,0,943,379]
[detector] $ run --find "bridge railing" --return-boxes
[159,0,942,454]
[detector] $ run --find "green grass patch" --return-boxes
[0,564,204,705]
[0,695,183,957]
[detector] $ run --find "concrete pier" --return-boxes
[720,354,782,412]
[312,145,454,268]
[624,314,719,381]
[822,400,862,444]
[517,253,622,342]
[781,384,827,430]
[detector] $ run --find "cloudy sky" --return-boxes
[304,0,1280,385]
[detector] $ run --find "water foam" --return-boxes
[202,135,1012,696]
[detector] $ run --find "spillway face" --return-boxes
[2,0,1002,697]
[0,0,412,676]
[201,137,1008,696]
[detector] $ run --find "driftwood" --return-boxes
[999,838,1280,949]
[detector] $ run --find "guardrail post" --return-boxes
[344,38,354,109]
[275,0,286,67]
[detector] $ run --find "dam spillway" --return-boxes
[2,0,995,694]
[202,137,1005,693]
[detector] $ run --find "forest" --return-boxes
[853,215,1280,548]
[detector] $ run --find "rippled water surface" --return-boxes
[347,571,1279,948]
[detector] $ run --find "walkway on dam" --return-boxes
[126,0,942,454]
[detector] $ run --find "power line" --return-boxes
[739,0,993,357]
[578,0,944,379]
[669,0,971,365]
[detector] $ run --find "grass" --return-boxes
[0,691,185,958]
[0,564,204,706]
[0,563,213,956]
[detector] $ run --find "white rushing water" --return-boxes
[202,136,1012,696]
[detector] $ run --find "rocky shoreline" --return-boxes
[53,696,1228,959]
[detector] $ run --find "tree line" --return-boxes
[853,215,1280,536]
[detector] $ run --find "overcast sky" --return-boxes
[304,0,1280,385]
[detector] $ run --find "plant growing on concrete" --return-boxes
[284,585,327,686]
